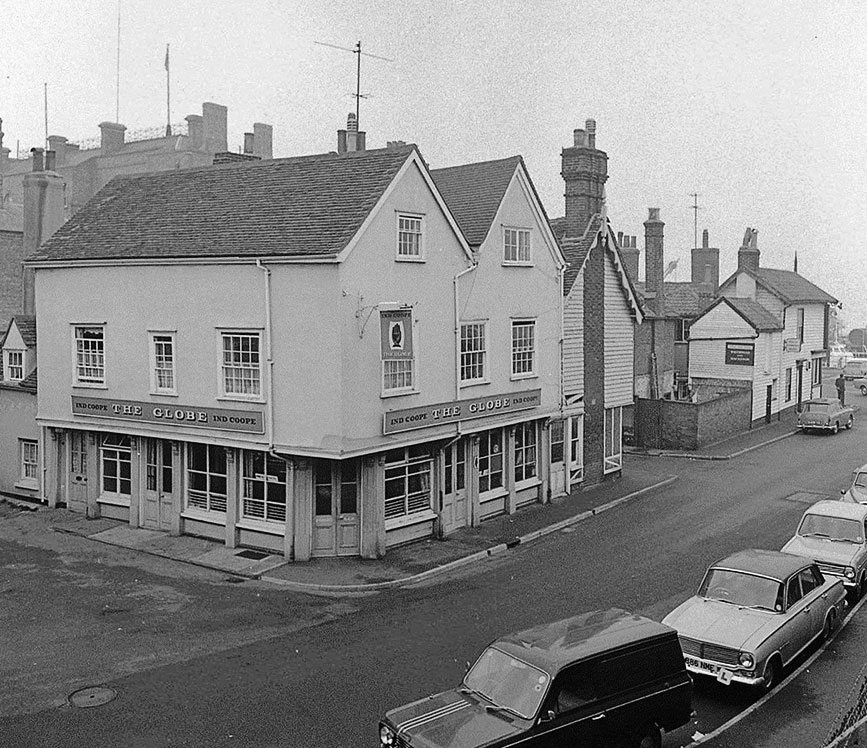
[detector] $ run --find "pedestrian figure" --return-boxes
[836,372,846,405]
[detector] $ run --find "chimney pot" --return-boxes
[31,147,44,172]
[702,228,709,248]
[572,128,587,147]
[586,118,596,148]
[648,207,660,221]
[347,112,358,132]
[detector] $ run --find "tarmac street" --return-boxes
[0,401,866,747]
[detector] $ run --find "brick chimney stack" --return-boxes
[738,227,760,272]
[644,208,665,311]
[691,227,720,296]
[338,113,367,154]
[23,148,67,314]
[619,234,640,284]
[99,121,126,153]
[561,118,608,238]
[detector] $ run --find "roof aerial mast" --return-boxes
[314,40,392,131]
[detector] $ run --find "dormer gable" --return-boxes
[1,315,36,383]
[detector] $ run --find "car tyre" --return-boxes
[861,385,867,396]
[846,416,854,430]
[821,610,836,641]
[632,723,662,748]
[760,657,780,693]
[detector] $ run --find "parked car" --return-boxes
[841,462,867,504]
[782,500,867,600]
[662,549,847,693]
[844,359,867,380]
[797,398,854,433]
[853,377,867,396]
[378,609,693,748]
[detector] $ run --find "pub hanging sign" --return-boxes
[380,309,413,360]
[725,342,755,366]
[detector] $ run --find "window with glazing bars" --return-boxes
[384,446,432,519]
[514,422,537,483]
[186,442,227,513]
[101,433,131,495]
[243,452,287,522]
[384,358,414,391]
[20,440,38,481]
[460,323,486,382]
[5,350,23,381]
[504,228,530,263]
[75,326,105,384]
[152,335,175,392]
[397,214,422,258]
[511,320,535,376]
[478,430,503,494]
[222,333,261,396]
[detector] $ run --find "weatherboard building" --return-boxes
[27,143,566,560]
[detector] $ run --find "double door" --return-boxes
[441,439,468,534]
[142,439,176,531]
[312,459,360,557]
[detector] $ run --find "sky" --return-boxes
[2,0,866,334]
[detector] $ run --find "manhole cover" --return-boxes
[69,686,117,708]
[235,549,269,560]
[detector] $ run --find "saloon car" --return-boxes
[841,463,867,504]
[853,378,867,396]
[782,500,867,600]
[797,398,854,434]
[378,609,693,748]
[662,550,847,692]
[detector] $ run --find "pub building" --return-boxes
[28,140,567,560]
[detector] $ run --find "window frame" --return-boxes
[4,349,24,382]
[18,439,39,489]
[603,407,622,474]
[73,324,106,387]
[396,212,425,262]
[382,357,416,396]
[812,357,822,386]
[149,331,177,395]
[785,367,792,401]
[218,329,263,401]
[384,446,433,525]
[674,319,689,343]
[99,432,132,503]
[478,429,505,498]
[185,442,228,515]
[796,308,805,344]
[514,421,538,486]
[241,451,288,524]
[503,226,532,266]
[460,321,488,385]
[511,319,537,379]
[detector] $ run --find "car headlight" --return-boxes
[380,724,396,746]
[845,566,856,579]
[738,652,754,668]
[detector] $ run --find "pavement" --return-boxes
[5,406,866,746]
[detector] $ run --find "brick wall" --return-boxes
[583,240,607,484]
[0,230,24,332]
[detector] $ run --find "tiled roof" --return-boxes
[722,296,783,331]
[430,157,521,246]
[753,268,837,304]
[635,281,706,318]
[11,315,37,347]
[32,146,418,262]
[559,214,602,295]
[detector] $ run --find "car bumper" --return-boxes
[682,655,763,687]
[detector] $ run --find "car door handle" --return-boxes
[591,713,606,721]
[803,608,811,613]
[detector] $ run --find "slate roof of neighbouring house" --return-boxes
[634,281,706,318]
[722,267,837,305]
[31,145,419,262]
[701,296,783,332]
[430,157,523,247]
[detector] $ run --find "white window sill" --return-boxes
[459,379,490,389]
[395,256,425,263]
[14,479,39,492]
[510,373,538,382]
[237,518,286,536]
[73,383,108,390]
[381,388,419,399]
[385,509,436,532]
[216,395,265,405]
[98,494,131,507]
[502,261,533,267]
[150,391,179,398]
[181,509,225,525]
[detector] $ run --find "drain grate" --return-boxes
[235,549,269,560]
[69,686,117,708]
[781,491,831,505]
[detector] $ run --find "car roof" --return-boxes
[492,609,674,674]
[803,398,836,405]
[712,549,811,581]
[803,499,867,520]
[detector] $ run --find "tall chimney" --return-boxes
[243,132,254,155]
[644,208,665,311]
[99,122,126,153]
[202,102,228,153]
[23,148,67,314]
[619,234,640,284]
[691,227,720,296]
[47,135,68,166]
[252,122,273,160]
[561,119,608,238]
[738,227,760,272]
[185,114,204,149]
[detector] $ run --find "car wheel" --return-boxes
[855,573,866,602]
[821,610,836,641]
[760,657,780,693]
[632,723,661,748]
[846,416,854,430]
[861,385,867,396]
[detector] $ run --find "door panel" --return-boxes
[312,459,360,557]
[441,440,468,534]
[68,431,89,510]
[142,439,175,531]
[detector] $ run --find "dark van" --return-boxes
[378,608,693,748]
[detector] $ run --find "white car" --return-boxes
[782,500,867,600]
[853,377,867,396]
[841,463,867,504]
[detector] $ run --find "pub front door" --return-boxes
[141,439,175,531]
[312,459,360,557]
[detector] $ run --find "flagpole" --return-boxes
[165,44,172,136]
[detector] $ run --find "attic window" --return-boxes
[4,350,24,382]
[397,213,424,260]
[503,227,531,265]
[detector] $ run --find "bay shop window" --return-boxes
[385,445,433,522]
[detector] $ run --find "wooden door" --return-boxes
[441,439,468,534]
[142,439,174,531]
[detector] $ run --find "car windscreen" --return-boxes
[854,473,867,489]
[463,647,550,719]
[802,403,830,413]
[799,513,864,543]
[698,568,783,611]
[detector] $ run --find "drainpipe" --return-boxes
[454,262,478,400]
[256,259,276,452]
[558,264,565,415]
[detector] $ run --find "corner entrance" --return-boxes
[441,439,468,534]
[312,458,360,557]
[141,439,175,531]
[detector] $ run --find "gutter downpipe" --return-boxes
[558,264,565,417]
[256,259,276,452]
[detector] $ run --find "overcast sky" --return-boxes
[3,0,865,333]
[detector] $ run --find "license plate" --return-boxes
[684,655,716,673]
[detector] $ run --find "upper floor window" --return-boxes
[4,350,24,381]
[797,308,805,343]
[511,320,536,378]
[812,357,822,386]
[397,213,424,260]
[503,227,531,264]
[221,331,261,399]
[383,359,414,393]
[150,332,176,394]
[74,325,105,386]
[674,319,689,343]
[460,322,487,383]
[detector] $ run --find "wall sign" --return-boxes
[380,309,413,360]
[384,389,541,434]
[725,342,755,366]
[71,396,265,434]
[783,338,801,353]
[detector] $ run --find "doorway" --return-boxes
[312,458,360,557]
[68,431,89,511]
[441,439,468,534]
[765,384,773,424]
[549,421,566,497]
[142,439,175,531]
